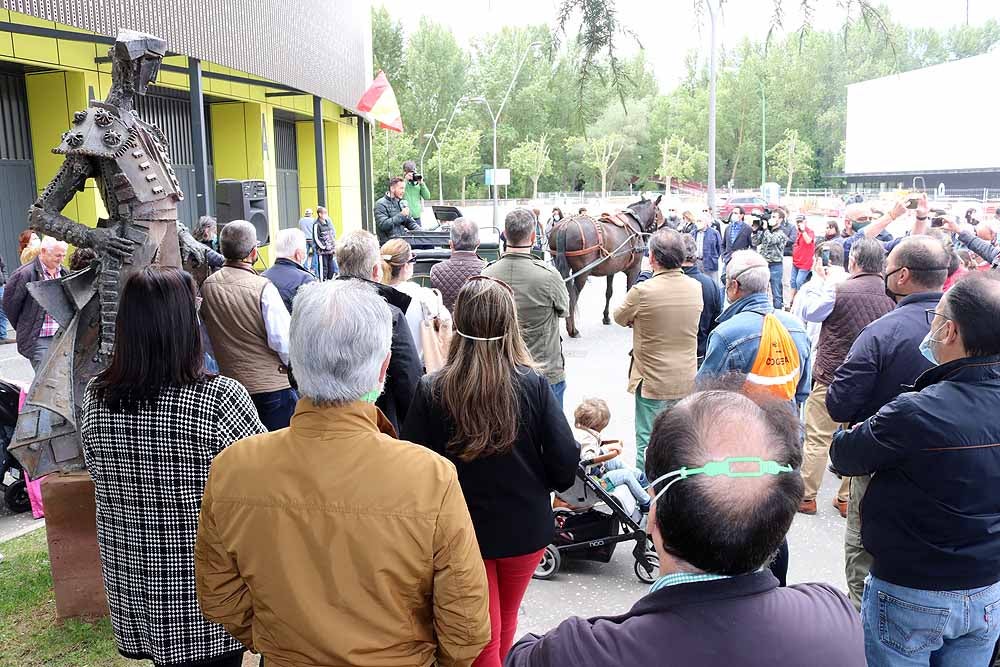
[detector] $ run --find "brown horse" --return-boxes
[550,195,663,337]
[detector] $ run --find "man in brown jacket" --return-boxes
[195,279,490,667]
[614,228,703,469]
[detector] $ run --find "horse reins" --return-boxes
[554,211,651,283]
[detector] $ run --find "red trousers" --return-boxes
[472,548,545,667]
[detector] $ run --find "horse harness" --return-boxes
[556,210,648,264]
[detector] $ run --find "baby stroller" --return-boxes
[0,380,29,514]
[534,451,658,584]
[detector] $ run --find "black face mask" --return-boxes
[884,266,904,301]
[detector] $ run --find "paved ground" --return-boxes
[517,275,848,637]
[0,341,40,543]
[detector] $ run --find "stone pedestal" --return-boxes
[42,472,109,619]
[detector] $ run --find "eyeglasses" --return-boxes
[924,309,952,326]
[466,274,514,295]
[406,255,417,264]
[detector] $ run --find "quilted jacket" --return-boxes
[429,251,485,312]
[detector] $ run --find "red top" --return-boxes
[792,227,816,269]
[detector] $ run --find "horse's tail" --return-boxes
[553,222,579,316]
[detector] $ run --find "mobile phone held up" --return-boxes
[821,247,831,267]
[906,196,921,209]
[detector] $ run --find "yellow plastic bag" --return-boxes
[744,313,801,401]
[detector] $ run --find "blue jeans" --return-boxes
[602,460,650,507]
[768,262,783,309]
[250,387,299,431]
[549,380,566,408]
[0,286,7,338]
[862,574,1000,667]
[790,266,811,289]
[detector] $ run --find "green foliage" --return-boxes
[767,128,814,192]
[659,135,708,190]
[371,6,404,85]
[371,130,417,194]
[508,136,553,198]
[430,125,484,203]
[567,134,625,196]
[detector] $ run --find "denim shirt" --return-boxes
[696,292,813,405]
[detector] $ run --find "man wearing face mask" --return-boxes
[825,235,950,608]
[721,206,753,282]
[693,212,723,284]
[831,272,1000,666]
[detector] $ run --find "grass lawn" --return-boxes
[0,528,134,667]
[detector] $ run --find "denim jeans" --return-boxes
[603,465,650,507]
[250,387,299,431]
[790,266,811,289]
[0,286,8,339]
[549,380,566,408]
[862,574,1000,667]
[768,262,784,309]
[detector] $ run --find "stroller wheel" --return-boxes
[4,480,31,514]
[533,545,561,580]
[634,549,659,584]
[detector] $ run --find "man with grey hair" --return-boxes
[336,229,421,431]
[697,249,812,407]
[4,235,69,369]
[483,208,570,405]
[430,217,485,311]
[796,237,895,517]
[201,220,296,430]
[263,228,315,313]
[196,280,491,667]
[614,228,703,470]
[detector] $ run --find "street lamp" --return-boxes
[424,132,444,204]
[419,117,446,177]
[759,81,766,189]
[469,40,543,229]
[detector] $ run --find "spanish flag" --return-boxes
[357,71,403,133]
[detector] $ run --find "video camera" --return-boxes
[412,173,423,183]
[749,207,773,230]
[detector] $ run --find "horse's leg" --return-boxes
[603,274,614,325]
[568,273,588,338]
[625,259,642,291]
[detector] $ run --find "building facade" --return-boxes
[0,1,375,269]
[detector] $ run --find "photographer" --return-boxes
[403,160,432,227]
[750,209,789,309]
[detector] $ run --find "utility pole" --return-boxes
[759,80,766,189]
[706,0,718,213]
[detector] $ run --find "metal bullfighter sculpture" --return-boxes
[10,29,211,477]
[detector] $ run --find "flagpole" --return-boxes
[385,129,390,179]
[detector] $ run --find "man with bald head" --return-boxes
[826,234,950,608]
[832,273,1000,665]
[507,391,865,667]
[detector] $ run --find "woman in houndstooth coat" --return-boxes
[81,267,266,667]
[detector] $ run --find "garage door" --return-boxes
[0,71,35,273]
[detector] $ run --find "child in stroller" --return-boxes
[572,398,651,513]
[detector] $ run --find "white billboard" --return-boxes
[845,50,1000,175]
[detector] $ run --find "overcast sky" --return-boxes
[379,0,1000,86]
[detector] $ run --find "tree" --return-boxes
[508,136,553,198]
[767,129,814,193]
[371,6,404,85]
[567,134,625,197]
[371,130,417,195]
[400,18,469,139]
[431,125,483,205]
[659,135,707,192]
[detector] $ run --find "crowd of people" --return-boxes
[6,174,1000,667]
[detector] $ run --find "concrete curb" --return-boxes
[0,519,45,544]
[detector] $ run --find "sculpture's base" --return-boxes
[42,472,109,619]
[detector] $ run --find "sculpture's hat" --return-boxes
[114,29,167,61]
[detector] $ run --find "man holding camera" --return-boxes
[750,210,789,310]
[403,160,432,227]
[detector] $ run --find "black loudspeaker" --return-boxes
[215,179,269,244]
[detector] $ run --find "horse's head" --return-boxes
[628,194,663,233]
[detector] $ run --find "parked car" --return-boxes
[717,195,780,220]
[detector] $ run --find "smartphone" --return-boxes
[906,196,921,209]
[821,247,831,267]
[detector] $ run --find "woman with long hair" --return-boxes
[18,229,40,265]
[380,238,451,363]
[192,215,219,252]
[401,277,578,667]
[81,267,265,667]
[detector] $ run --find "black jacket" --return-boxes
[826,291,940,424]
[262,258,315,313]
[506,571,864,667]
[682,265,721,358]
[401,367,578,560]
[3,258,68,358]
[721,220,753,266]
[336,277,422,432]
[831,354,1000,591]
[780,220,797,256]
[374,192,419,245]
